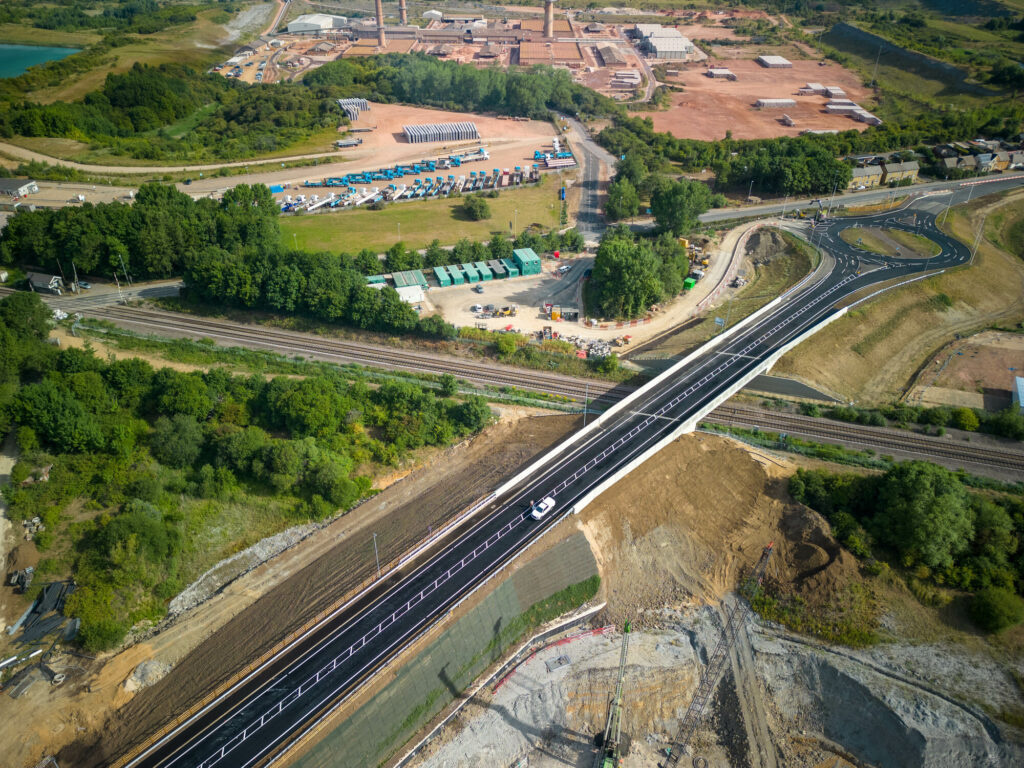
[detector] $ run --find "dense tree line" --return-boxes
[183,245,456,340]
[0,0,204,35]
[0,291,493,650]
[790,463,1024,632]
[590,225,689,319]
[0,183,277,280]
[304,54,615,121]
[1,53,616,162]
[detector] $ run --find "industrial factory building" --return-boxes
[287,14,348,34]
[756,54,792,68]
[648,37,694,59]
[403,122,480,144]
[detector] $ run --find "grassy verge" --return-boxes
[280,176,565,252]
[481,576,601,670]
[839,226,941,258]
[0,24,99,47]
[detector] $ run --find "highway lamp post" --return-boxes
[583,382,590,427]
[373,532,381,579]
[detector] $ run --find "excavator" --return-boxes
[594,621,632,768]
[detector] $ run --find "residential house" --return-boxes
[881,160,919,185]
[848,165,883,189]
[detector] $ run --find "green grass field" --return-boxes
[840,227,941,258]
[0,23,101,47]
[280,178,563,253]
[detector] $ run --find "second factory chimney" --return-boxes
[544,0,555,38]
[376,0,386,45]
[399,0,407,25]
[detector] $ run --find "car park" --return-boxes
[529,496,556,520]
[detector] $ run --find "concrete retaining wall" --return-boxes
[290,533,598,768]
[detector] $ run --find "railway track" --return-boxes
[86,307,630,402]
[708,405,1024,474]
[88,307,1024,475]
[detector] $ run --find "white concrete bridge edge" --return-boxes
[569,306,849,517]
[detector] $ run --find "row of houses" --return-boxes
[848,160,919,189]
[941,150,1024,175]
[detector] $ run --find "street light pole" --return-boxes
[583,382,589,426]
[373,532,381,578]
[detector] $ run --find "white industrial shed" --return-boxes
[287,14,348,34]
[755,98,796,109]
[756,54,792,68]
[403,122,480,143]
[423,10,443,21]
[648,37,694,59]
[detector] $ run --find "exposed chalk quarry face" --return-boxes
[756,634,1023,768]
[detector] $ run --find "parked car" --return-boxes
[484,304,495,312]
[473,284,484,293]
[77,281,91,290]
[471,304,483,313]
[529,496,557,520]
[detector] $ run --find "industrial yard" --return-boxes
[641,57,873,141]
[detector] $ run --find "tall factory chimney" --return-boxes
[544,0,555,38]
[399,0,407,25]
[376,0,386,46]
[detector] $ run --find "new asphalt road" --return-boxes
[121,178,1023,768]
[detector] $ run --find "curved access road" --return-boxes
[116,178,1024,768]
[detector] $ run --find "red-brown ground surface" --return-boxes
[636,58,872,141]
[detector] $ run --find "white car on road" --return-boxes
[529,496,557,520]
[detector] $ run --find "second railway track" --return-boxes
[88,307,1024,475]
[88,307,628,401]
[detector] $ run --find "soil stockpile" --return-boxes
[578,433,857,623]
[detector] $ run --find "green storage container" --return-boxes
[447,265,465,285]
[500,258,520,278]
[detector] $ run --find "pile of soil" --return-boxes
[745,228,790,265]
[577,433,857,625]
